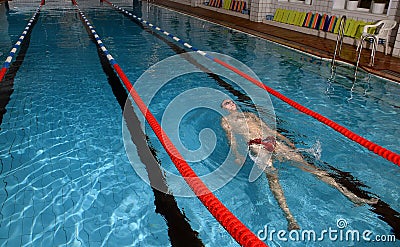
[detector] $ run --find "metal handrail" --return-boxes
[331,16,346,73]
[354,34,377,79]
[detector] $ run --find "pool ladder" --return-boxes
[331,16,346,74]
[354,34,377,79]
[331,15,377,80]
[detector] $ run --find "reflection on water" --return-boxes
[56,10,90,49]
[0,3,11,55]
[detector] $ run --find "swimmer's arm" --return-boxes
[221,117,244,163]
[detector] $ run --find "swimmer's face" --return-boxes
[221,100,237,111]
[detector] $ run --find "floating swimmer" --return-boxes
[221,99,378,230]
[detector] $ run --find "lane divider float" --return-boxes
[72,2,267,247]
[103,0,400,167]
[0,2,44,82]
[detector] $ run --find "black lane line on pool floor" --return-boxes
[79,13,205,247]
[0,11,40,129]
[111,3,400,239]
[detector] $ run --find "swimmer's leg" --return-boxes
[262,161,300,230]
[251,146,300,229]
[288,152,378,205]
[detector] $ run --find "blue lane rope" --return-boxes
[80,12,117,65]
[0,5,43,82]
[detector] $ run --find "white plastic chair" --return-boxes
[358,20,397,55]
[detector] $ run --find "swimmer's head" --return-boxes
[221,99,237,112]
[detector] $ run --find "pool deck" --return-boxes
[154,0,400,83]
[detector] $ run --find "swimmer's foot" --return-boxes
[367,197,380,205]
[362,197,379,205]
[288,220,300,231]
[349,195,379,206]
[335,183,379,206]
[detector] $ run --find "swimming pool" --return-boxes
[0,0,399,246]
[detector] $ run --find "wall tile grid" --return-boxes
[250,0,264,21]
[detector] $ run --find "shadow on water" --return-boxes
[0,10,39,129]
[303,151,400,240]
[326,164,400,239]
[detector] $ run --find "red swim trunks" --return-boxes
[248,137,276,152]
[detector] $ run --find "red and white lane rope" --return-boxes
[0,1,45,82]
[73,2,268,247]
[104,0,400,167]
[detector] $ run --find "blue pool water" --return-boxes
[0,1,399,246]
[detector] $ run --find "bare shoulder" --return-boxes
[221,117,230,129]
